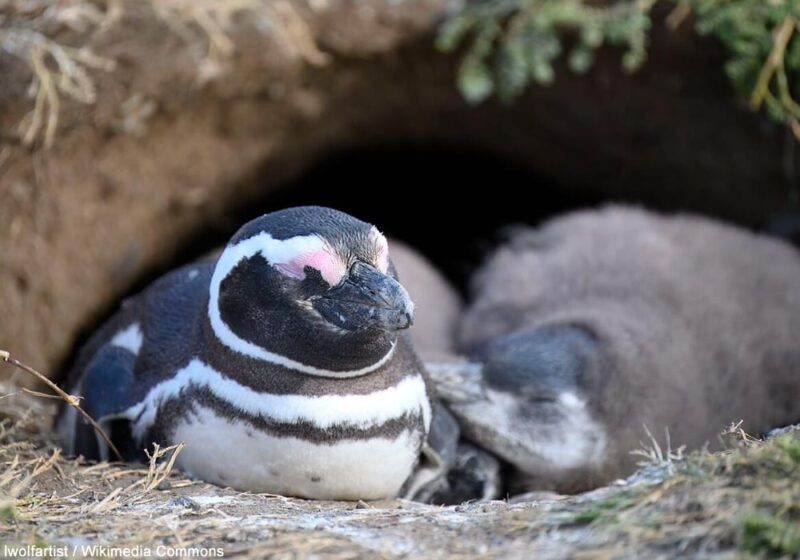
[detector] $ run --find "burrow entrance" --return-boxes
[58,138,800,382]
[140,141,795,296]
[189,144,600,292]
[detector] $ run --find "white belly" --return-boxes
[172,405,422,500]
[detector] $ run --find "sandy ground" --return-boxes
[1,382,798,559]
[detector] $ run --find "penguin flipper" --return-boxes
[425,360,486,404]
[401,403,460,502]
[69,344,138,462]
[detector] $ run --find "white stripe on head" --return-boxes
[208,232,393,378]
[125,359,432,440]
[110,323,143,355]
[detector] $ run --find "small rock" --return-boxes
[169,496,201,511]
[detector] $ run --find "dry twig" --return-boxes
[751,16,796,111]
[0,349,122,461]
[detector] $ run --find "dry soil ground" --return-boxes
[1,379,798,559]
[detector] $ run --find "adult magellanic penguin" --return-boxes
[440,206,800,493]
[57,206,433,501]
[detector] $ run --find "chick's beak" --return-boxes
[313,261,414,332]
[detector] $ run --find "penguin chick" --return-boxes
[57,206,432,501]
[388,239,463,361]
[447,206,800,493]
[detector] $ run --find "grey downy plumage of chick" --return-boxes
[437,206,800,494]
[56,206,434,501]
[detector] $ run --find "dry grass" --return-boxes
[151,0,328,84]
[0,0,124,146]
[0,0,327,148]
[630,425,685,474]
[0,25,116,148]
[0,377,798,558]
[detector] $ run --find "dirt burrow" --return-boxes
[0,0,794,378]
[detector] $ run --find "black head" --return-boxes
[476,325,594,400]
[208,207,414,375]
[445,324,608,479]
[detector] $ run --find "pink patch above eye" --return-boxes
[273,250,346,286]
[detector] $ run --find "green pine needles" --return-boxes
[438,0,800,136]
[694,0,800,134]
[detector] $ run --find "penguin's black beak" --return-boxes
[314,261,414,332]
